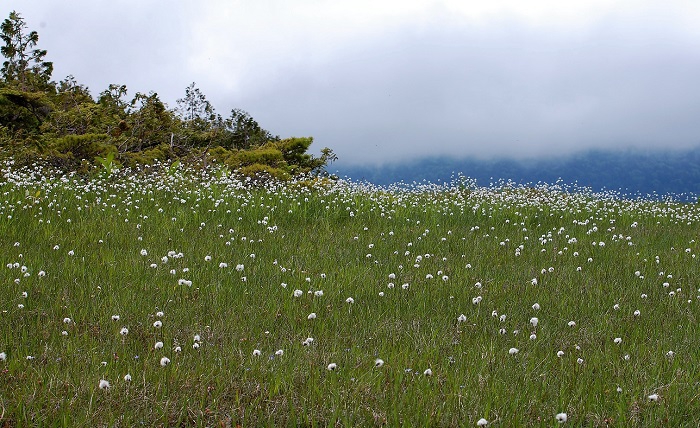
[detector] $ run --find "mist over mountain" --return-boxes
[334,147,700,200]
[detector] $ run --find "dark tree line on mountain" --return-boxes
[0,11,336,179]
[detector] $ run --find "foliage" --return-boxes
[0,11,53,90]
[0,11,335,180]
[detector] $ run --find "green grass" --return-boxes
[1,163,700,426]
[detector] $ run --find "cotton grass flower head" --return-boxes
[307,312,317,320]
[457,314,467,323]
[153,320,162,328]
[530,317,538,327]
[508,347,519,355]
[327,363,337,371]
[293,289,303,297]
[98,379,110,390]
[477,418,488,426]
[0,352,6,361]
[423,368,432,376]
[160,356,170,366]
[648,393,659,402]
[555,412,567,423]
[124,374,132,382]
[346,297,354,304]
[614,337,622,344]
[252,349,261,356]
[374,358,384,368]
[120,327,129,336]
[275,349,284,356]
[532,302,540,310]
[111,315,120,321]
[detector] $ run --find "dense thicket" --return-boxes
[0,11,336,178]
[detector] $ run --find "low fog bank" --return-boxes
[333,146,700,199]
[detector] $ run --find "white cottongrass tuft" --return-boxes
[557,350,565,358]
[346,297,354,304]
[154,341,164,350]
[532,302,540,310]
[275,349,284,356]
[477,418,488,426]
[153,320,162,328]
[252,349,261,356]
[124,374,132,382]
[120,327,129,336]
[0,352,6,361]
[160,357,170,366]
[555,412,567,423]
[648,393,659,402]
[613,337,622,344]
[423,368,432,376]
[530,317,538,327]
[374,358,384,368]
[111,315,120,321]
[307,312,317,320]
[567,321,576,327]
[508,347,519,355]
[98,379,110,390]
[457,314,467,323]
[327,363,337,371]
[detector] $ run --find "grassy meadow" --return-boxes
[1,161,700,426]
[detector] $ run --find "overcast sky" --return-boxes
[4,1,700,165]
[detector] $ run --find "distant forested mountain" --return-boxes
[334,147,700,200]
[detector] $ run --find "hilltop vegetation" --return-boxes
[0,11,336,179]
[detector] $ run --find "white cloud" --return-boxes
[3,1,700,164]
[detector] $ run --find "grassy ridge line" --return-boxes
[0,163,699,426]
